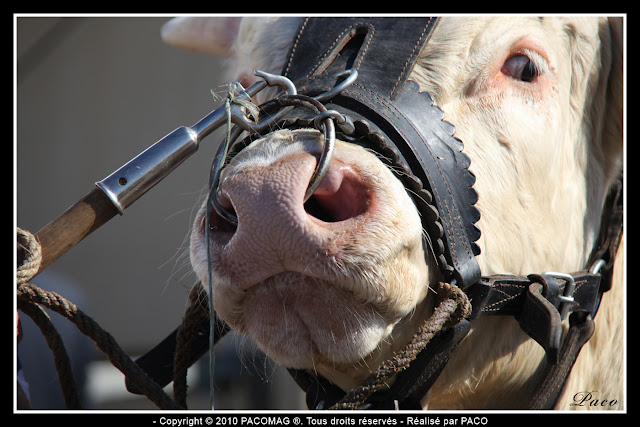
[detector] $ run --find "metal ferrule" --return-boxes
[95,71,297,214]
[96,126,199,214]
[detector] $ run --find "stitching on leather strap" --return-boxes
[282,17,310,77]
[389,17,434,99]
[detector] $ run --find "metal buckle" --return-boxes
[542,271,576,319]
[589,258,606,275]
[588,258,607,317]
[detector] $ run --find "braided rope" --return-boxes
[16,227,181,410]
[17,228,41,285]
[17,227,83,408]
[173,282,210,409]
[329,282,471,410]
[17,296,82,408]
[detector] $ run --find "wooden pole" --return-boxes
[18,186,120,279]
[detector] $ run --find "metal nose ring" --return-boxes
[208,69,358,226]
[304,101,336,202]
[209,94,337,225]
[207,72,299,225]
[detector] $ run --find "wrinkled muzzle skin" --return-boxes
[190,130,433,388]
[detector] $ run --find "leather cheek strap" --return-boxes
[465,271,602,364]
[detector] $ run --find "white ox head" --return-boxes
[165,16,623,408]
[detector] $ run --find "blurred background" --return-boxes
[16,15,305,410]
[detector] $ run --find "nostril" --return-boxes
[304,166,369,223]
[203,190,238,234]
[206,206,238,234]
[304,196,336,222]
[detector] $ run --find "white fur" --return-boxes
[164,16,624,409]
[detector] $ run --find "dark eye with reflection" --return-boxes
[501,54,539,83]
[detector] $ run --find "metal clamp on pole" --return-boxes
[96,70,296,214]
[23,71,296,278]
[96,126,200,214]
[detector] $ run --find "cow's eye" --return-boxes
[501,54,539,83]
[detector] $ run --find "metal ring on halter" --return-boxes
[305,109,336,201]
[209,126,244,225]
[209,95,337,225]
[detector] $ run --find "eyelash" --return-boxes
[502,54,538,82]
[501,49,548,83]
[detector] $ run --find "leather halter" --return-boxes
[127,17,623,411]
[282,17,482,290]
[273,17,623,410]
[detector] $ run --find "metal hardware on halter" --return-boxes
[586,258,607,318]
[208,69,358,225]
[313,110,356,138]
[589,258,606,275]
[542,271,576,319]
[313,69,359,103]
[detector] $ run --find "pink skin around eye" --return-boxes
[487,36,552,97]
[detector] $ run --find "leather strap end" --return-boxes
[517,282,562,363]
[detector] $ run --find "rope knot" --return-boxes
[436,281,471,328]
[16,227,181,410]
[225,82,261,123]
[17,227,42,286]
